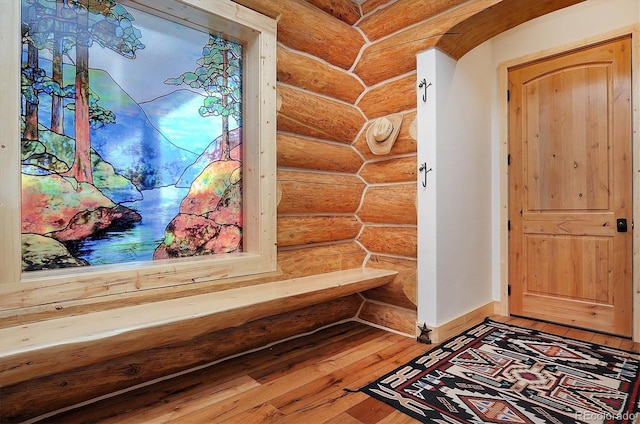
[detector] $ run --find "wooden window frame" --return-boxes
[0,0,277,309]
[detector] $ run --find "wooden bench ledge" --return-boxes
[0,268,397,388]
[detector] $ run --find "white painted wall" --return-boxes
[416,49,439,327]
[417,0,639,328]
[417,43,494,327]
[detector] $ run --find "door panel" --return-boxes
[524,235,610,302]
[509,37,632,336]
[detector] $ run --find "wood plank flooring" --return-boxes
[30,316,640,423]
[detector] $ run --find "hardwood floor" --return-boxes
[30,316,640,424]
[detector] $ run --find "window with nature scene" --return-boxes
[20,0,245,271]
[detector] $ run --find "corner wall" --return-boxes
[416,45,494,329]
[351,0,585,336]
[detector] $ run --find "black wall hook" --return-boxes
[419,163,432,187]
[418,79,432,103]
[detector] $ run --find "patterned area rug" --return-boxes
[361,319,640,423]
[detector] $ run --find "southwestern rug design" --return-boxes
[360,319,640,423]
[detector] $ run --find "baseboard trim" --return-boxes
[420,302,501,344]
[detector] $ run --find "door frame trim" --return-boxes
[498,24,640,340]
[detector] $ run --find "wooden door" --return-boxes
[508,36,632,336]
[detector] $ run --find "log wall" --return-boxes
[235,0,584,335]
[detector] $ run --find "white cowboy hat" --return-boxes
[366,113,403,155]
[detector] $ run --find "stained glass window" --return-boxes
[20,0,244,271]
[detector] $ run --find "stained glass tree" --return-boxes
[68,0,145,183]
[165,34,242,161]
[20,0,145,183]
